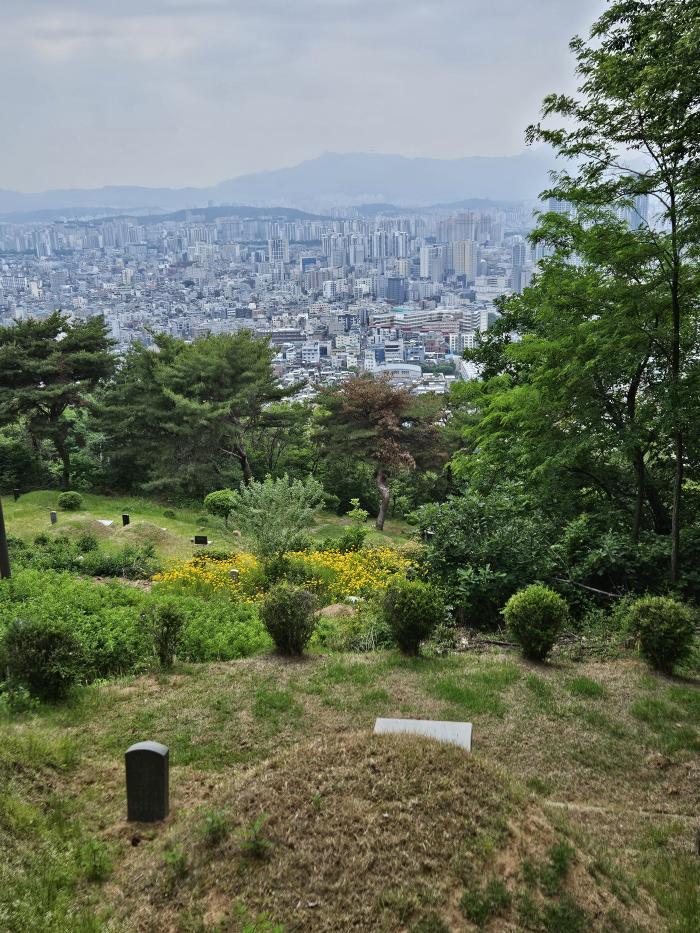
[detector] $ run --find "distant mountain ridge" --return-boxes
[0,150,556,218]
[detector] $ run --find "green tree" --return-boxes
[203,489,237,526]
[318,376,444,530]
[99,331,293,496]
[461,211,672,538]
[222,474,325,568]
[0,312,114,489]
[526,0,700,580]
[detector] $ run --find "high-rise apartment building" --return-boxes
[451,240,478,281]
[267,238,290,263]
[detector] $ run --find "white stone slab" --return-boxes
[97,519,114,526]
[374,717,472,751]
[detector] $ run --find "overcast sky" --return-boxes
[2,0,606,192]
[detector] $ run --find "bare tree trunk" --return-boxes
[375,469,390,531]
[55,439,71,490]
[669,201,682,584]
[632,447,646,541]
[671,430,683,583]
[235,445,253,485]
[646,483,671,535]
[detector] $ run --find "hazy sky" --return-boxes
[2,0,606,192]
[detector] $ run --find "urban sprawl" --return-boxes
[0,196,647,396]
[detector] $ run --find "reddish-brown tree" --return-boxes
[318,376,444,530]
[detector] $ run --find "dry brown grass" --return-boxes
[2,652,697,931]
[110,732,653,932]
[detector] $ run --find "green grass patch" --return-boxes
[253,688,299,721]
[459,878,511,928]
[428,663,521,717]
[566,676,606,699]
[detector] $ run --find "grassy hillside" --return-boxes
[1,652,698,931]
[1,490,413,560]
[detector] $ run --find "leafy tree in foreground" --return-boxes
[221,474,325,569]
[0,311,114,489]
[318,376,444,530]
[461,212,673,539]
[524,0,700,581]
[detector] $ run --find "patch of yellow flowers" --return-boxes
[152,546,418,602]
[288,547,417,600]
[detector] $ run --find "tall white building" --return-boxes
[451,240,477,281]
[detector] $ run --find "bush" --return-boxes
[311,603,395,652]
[380,577,445,655]
[415,491,555,628]
[57,491,83,511]
[203,489,236,526]
[75,532,99,553]
[80,543,159,580]
[1,617,86,700]
[0,569,270,693]
[623,596,696,673]
[163,508,177,519]
[335,525,369,553]
[146,600,186,669]
[8,534,159,580]
[172,594,270,661]
[503,584,569,661]
[259,583,317,656]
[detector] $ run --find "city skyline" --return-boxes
[2,0,606,192]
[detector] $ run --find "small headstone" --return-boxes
[193,535,209,546]
[125,741,169,822]
[50,511,58,525]
[98,519,113,527]
[374,717,472,752]
[229,568,240,582]
[122,513,130,526]
[13,488,20,502]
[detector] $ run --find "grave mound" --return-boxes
[54,517,115,539]
[115,521,177,546]
[113,732,651,931]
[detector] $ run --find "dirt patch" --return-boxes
[319,603,357,619]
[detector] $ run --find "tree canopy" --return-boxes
[0,311,114,489]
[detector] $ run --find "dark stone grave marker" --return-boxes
[122,514,130,526]
[13,489,20,502]
[125,741,169,822]
[193,535,208,545]
[50,511,58,525]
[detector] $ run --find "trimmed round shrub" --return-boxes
[203,489,236,525]
[624,596,696,673]
[259,583,317,656]
[1,618,86,700]
[503,584,569,661]
[380,577,445,655]
[57,491,83,511]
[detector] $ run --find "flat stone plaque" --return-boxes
[125,741,169,822]
[98,519,113,526]
[374,718,472,751]
[193,535,209,545]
